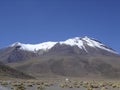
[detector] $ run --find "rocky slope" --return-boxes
[0,62,34,79]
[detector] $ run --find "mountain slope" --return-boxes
[0,36,120,79]
[0,46,37,63]
[7,54,120,79]
[0,62,34,79]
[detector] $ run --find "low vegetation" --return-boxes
[0,79,120,90]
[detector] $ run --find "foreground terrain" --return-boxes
[0,79,120,90]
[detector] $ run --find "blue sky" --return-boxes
[0,0,120,52]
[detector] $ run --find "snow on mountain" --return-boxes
[11,42,57,52]
[60,36,117,54]
[10,36,117,54]
[60,37,88,52]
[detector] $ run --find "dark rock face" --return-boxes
[7,49,36,63]
[48,43,87,55]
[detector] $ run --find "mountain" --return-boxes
[9,36,118,54]
[0,62,34,79]
[0,36,120,79]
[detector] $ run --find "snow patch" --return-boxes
[11,42,57,52]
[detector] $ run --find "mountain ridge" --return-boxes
[10,36,118,54]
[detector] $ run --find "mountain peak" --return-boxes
[68,36,93,41]
[82,36,91,40]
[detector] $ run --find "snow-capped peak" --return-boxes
[60,37,117,54]
[10,36,118,54]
